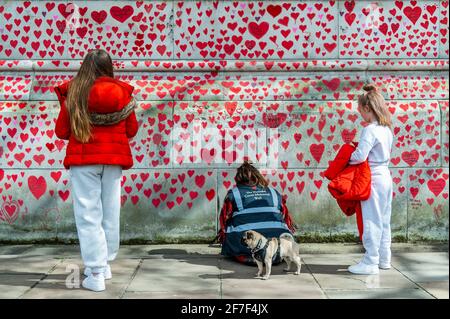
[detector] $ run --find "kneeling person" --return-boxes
[217,161,297,266]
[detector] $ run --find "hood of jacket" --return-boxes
[54,76,134,113]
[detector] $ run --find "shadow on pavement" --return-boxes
[145,247,351,279]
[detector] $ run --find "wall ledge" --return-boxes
[0,59,448,72]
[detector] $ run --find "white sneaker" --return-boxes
[82,273,105,292]
[379,262,391,270]
[348,261,379,275]
[84,264,112,280]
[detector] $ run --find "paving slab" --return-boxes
[417,281,449,299]
[0,255,62,274]
[127,257,221,295]
[390,253,449,283]
[311,270,418,291]
[220,258,325,299]
[394,268,449,283]
[0,245,447,299]
[0,274,44,299]
[391,252,450,268]
[303,256,418,290]
[18,245,81,257]
[20,258,140,299]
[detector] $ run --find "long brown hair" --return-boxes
[357,83,392,129]
[234,161,269,188]
[66,49,114,143]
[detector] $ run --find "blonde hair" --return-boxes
[66,49,114,143]
[357,84,392,129]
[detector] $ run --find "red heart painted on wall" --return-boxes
[403,6,422,25]
[310,143,325,163]
[267,5,282,18]
[91,10,107,24]
[248,21,269,39]
[410,187,419,198]
[58,190,70,202]
[110,5,134,23]
[28,176,46,200]
[344,12,356,26]
[58,3,75,19]
[206,189,215,201]
[262,113,287,128]
[401,150,419,166]
[427,178,446,197]
[323,78,340,91]
[195,175,206,188]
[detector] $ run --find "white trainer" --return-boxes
[84,264,112,280]
[82,273,105,292]
[379,262,391,270]
[348,261,379,275]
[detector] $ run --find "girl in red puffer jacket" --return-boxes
[54,49,138,292]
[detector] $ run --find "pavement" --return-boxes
[0,244,448,299]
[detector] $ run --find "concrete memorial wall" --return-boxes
[0,1,448,242]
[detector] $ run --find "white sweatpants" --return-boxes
[70,165,122,273]
[361,165,393,266]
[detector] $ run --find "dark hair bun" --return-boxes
[363,83,378,93]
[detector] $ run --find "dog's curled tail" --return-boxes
[280,233,295,242]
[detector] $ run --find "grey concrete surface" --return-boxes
[0,244,447,299]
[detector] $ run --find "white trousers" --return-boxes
[361,165,393,266]
[70,165,122,272]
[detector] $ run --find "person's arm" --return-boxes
[126,111,139,138]
[54,82,71,140]
[280,194,297,234]
[349,126,376,164]
[54,81,70,106]
[55,104,71,140]
[118,82,138,138]
[217,193,234,243]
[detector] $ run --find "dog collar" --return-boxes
[251,239,264,254]
[251,238,281,263]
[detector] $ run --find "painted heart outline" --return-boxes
[0,200,20,224]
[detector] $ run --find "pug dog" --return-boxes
[241,230,302,280]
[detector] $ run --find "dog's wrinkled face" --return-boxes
[241,230,259,249]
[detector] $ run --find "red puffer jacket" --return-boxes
[324,143,371,240]
[54,76,139,170]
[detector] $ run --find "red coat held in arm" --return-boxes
[324,143,372,240]
[54,76,139,170]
